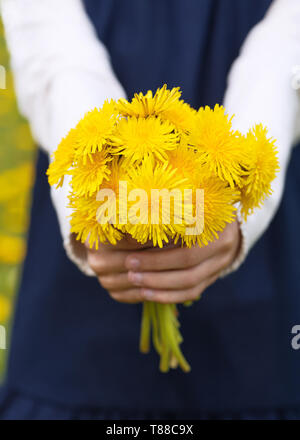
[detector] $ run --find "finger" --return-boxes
[128,255,221,290]
[87,249,129,274]
[125,242,220,272]
[140,285,202,304]
[109,288,143,304]
[87,241,185,275]
[140,273,220,304]
[98,273,135,291]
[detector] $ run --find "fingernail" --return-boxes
[142,289,154,300]
[129,272,143,285]
[127,257,140,270]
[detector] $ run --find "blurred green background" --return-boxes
[0,19,36,381]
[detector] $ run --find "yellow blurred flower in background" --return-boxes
[0,234,26,265]
[0,295,12,323]
[2,193,30,235]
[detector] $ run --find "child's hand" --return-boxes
[124,221,241,304]
[85,222,241,304]
[85,236,160,303]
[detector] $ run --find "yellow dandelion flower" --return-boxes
[189,104,249,188]
[47,128,77,187]
[116,85,196,133]
[71,151,112,197]
[167,144,232,245]
[0,295,11,322]
[240,124,279,220]
[99,157,129,195]
[69,194,123,249]
[160,101,197,133]
[111,116,179,165]
[94,158,130,232]
[167,140,200,180]
[180,174,237,247]
[0,234,26,265]
[116,84,182,118]
[124,157,189,248]
[47,101,118,188]
[75,100,118,158]
[70,158,128,248]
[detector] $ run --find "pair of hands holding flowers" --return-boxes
[84,221,241,304]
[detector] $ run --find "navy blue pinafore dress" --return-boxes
[1,0,300,420]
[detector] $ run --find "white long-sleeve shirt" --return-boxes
[1,0,300,276]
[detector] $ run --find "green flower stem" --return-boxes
[164,305,191,372]
[139,301,191,373]
[139,302,151,353]
[149,301,162,354]
[157,304,170,372]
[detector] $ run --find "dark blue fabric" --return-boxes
[2,0,300,418]
[1,385,300,420]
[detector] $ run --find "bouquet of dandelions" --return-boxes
[47,85,279,373]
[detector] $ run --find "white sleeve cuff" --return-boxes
[64,235,95,277]
[220,205,248,277]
